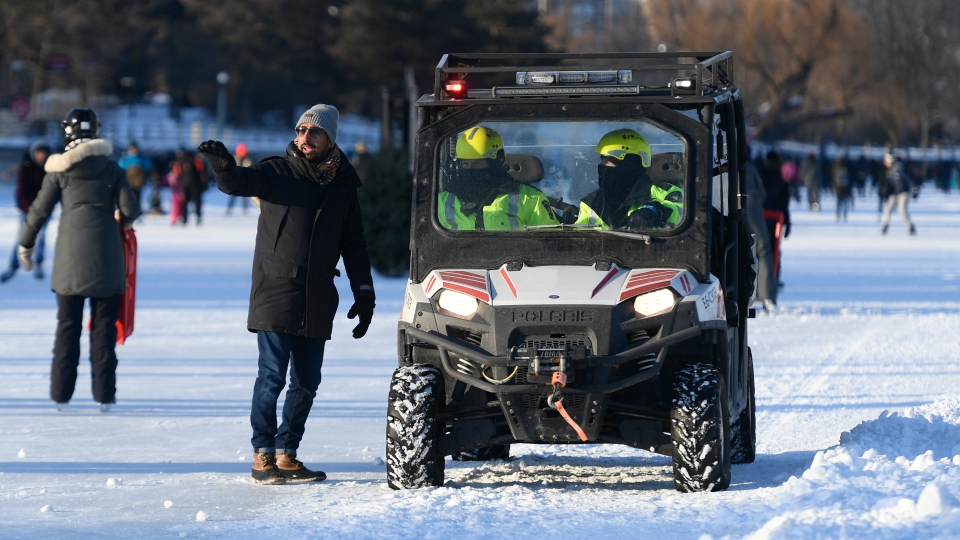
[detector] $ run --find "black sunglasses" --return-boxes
[295,126,325,138]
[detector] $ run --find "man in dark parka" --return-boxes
[19,108,141,410]
[198,103,375,485]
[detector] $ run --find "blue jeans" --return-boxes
[9,211,46,269]
[250,331,325,455]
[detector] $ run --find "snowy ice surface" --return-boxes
[1,183,959,539]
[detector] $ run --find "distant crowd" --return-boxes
[754,147,956,214]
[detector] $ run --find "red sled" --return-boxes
[86,225,137,344]
[116,227,137,344]
[763,210,785,279]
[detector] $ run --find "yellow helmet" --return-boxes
[596,129,651,167]
[456,126,504,160]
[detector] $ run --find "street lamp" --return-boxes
[216,71,230,136]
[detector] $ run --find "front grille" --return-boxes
[559,393,585,410]
[521,394,542,409]
[524,338,586,349]
[519,392,586,411]
[516,366,587,385]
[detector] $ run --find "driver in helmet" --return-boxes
[438,126,559,231]
[575,128,683,230]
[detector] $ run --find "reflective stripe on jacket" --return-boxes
[575,183,684,229]
[438,184,559,230]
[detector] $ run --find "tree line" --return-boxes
[0,0,547,127]
[2,0,956,148]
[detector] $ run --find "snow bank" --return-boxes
[749,399,960,538]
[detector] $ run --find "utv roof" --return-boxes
[425,51,737,106]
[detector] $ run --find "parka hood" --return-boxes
[45,139,113,174]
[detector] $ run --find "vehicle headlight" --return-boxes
[438,289,479,318]
[633,289,676,317]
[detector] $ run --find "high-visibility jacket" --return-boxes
[438,184,559,230]
[575,183,684,229]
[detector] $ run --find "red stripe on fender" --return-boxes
[425,275,437,295]
[618,270,680,303]
[592,267,621,298]
[626,270,677,286]
[679,273,691,294]
[499,267,517,298]
[439,270,487,288]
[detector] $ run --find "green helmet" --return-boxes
[597,129,651,167]
[456,126,504,160]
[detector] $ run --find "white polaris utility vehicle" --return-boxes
[387,52,757,492]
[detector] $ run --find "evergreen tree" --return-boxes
[334,0,551,107]
[356,147,412,277]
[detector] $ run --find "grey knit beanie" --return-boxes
[296,104,339,144]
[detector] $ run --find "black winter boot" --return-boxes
[276,454,327,482]
[252,452,286,485]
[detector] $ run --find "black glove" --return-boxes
[196,140,235,173]
[783,221,791,238]
[559,205,580,225]
[347,292,375,339]
[626,204,663,229]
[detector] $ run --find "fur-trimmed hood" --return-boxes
[45,139,113,173]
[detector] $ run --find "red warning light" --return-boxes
[444,81,467,99]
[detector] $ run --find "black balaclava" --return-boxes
[589,153,648,227]
[447,158,516,211]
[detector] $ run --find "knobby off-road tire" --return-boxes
[452,444,511,462]
[386,365,444,489]
[670,363,732,492]
[730,348,757,464]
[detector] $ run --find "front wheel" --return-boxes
[386,365,444,489]
[670,363,731,492]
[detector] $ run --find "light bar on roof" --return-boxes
[516,70,632,86]
[493,85,640,97]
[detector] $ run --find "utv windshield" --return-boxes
[436,120,687,235]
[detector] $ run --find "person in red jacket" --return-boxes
[2,141,51,283]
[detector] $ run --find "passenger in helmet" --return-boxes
[438,126,559,231]
[574,128,683,230]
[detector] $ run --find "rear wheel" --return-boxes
[386,365,444,489]
[730,348,757,464]
[670,363,731,492]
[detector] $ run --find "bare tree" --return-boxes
[644,0,873,141]
[850,0,960,147]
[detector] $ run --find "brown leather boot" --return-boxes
[251,452,286,485]
[276,454,327,482]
